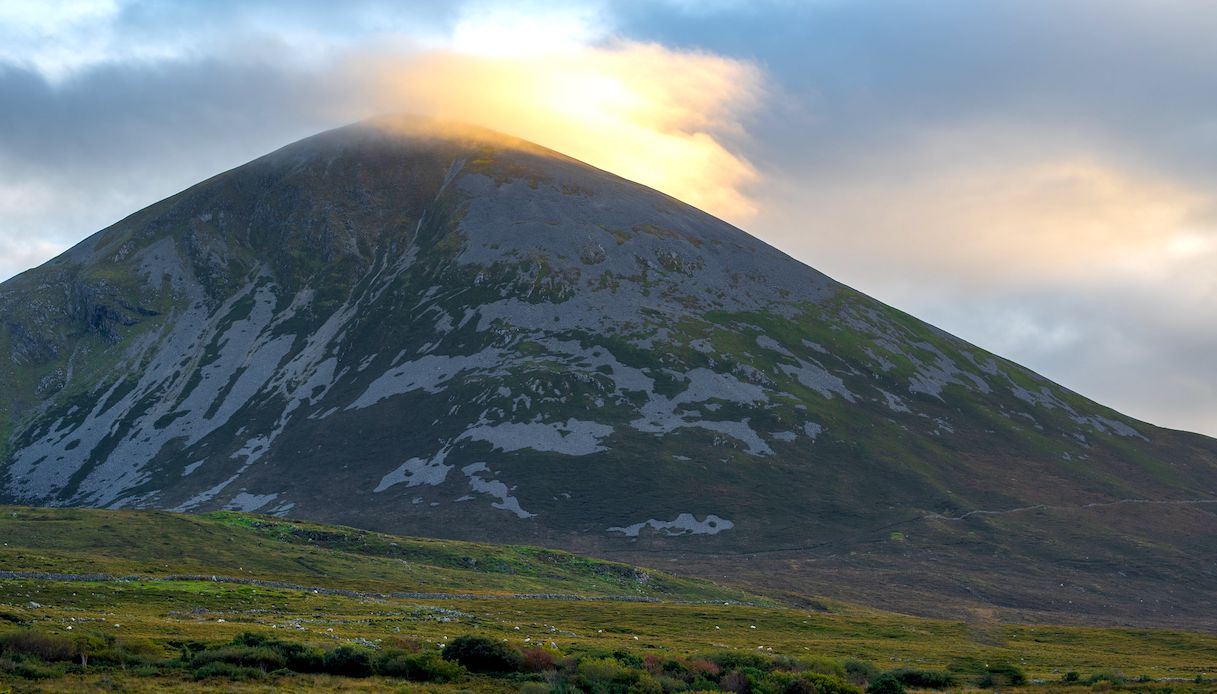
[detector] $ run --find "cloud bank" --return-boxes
[359,42,763,222]
[0,2,763,282]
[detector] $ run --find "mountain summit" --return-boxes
[2,116,1215,626]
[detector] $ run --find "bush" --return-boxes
[688,659,722,678]
[845,660,881,686]
[0,630,76,662]
[611,649,645,669]
[190,645,286,672]
[978,663,1026,687]
[191,661,266,681]
[276,640,325,673]
[230,631,270,648]
[888,668,956,689]
[721,670,750,693]
[523,646,557,672]
[867,673,905,694]
[578,656,632,683]
[634,672,664,693]
[222,632,322,673]
[802,672,864,694]
[323,645,374,677]
[1063,671,1080,683]
[441,635,525,674]
[656,674,690,692]
[773,655,847,679]
[1,654,63,679]
[707,651,773,672]
[378,650,465,682]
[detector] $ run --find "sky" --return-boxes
[1,0,1214,437]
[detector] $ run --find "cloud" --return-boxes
[0,236,68,283]
[0,3,765,277]
[764,151,1217,289]
[355,41,763,222]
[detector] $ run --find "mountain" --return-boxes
[1,116,1215,628]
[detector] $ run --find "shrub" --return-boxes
[1,655,63,679]
[190,645,286,672]
[230,632,271,648]
[888,668,956,689]
[688,659,722,678]
[378,650,465,682]
[773,655,847,678]
[578,656,634,683]
[0,630,76,662]
[785,677,818,694]
[708,651,773,672]
[222,632,323,673]
[657,674,691,692]
[867,673,905,694]
[634,672,665,693]
[574,656,662,692]
[441,635,525,674]
[800,672,864,694]
[1063,671,1080,683]
[523,646,557,672]
[721,670,750,693]
[845,660,881,686]
[978,663,1026,687]
[611,649,645,669]
[276,640,325,673]
[659,658,687,675]
[191,661,266,681]
[323,645,374,677]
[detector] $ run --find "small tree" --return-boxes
[72,633,108,670]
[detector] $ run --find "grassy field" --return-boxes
[1,507,1215,692]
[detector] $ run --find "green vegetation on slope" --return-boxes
[0,506,752,602]
[1,508,1216,691]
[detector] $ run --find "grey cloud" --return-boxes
[914,278,1217,437]
[0,58,362,280]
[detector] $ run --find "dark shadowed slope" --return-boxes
[2,116,1215,627]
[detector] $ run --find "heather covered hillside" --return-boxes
[1,507,1214,691]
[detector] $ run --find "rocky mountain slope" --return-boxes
[2,116,1215,627]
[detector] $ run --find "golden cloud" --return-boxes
[765,156,1217,288]
[354,41,764,223]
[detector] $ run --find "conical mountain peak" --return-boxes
[2,119,1215,627]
